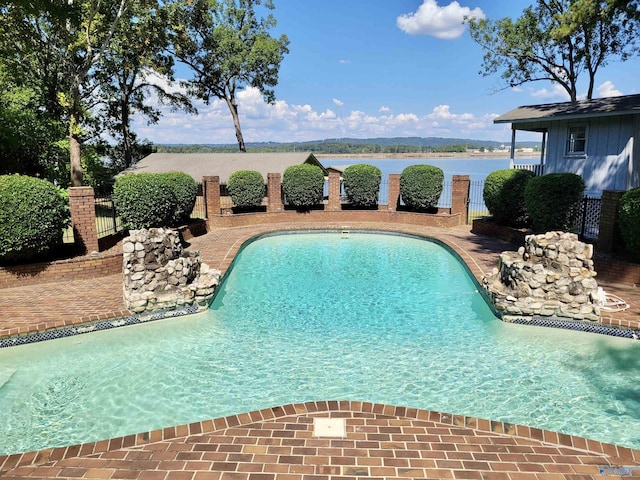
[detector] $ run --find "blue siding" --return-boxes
[543,115,636,195]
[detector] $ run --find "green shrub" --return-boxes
[282,164,325,208]
[399,164,444,210]
[342,164,382,207]
[0,175,70,264]
[483,169,535,226]
[524,173,585,232]
[227,170,265,209]
[113,173,176,229]
[619,187,640,256]
[159,172,197,224]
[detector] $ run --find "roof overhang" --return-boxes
[494,93,640,127]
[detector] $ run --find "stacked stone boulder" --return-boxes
[123,228,220,314]
[483,231,600,321]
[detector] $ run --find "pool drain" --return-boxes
[313,417,346,437]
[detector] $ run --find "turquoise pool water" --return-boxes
[0,232,639,454]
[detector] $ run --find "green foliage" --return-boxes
[227,170,265,208]
[342,164,382,207]
[618,187,640,256]
[524,173,585,232]
[112,173,176,229]
[0,175,70,264]
[159,172,198,224]
[113,172,197,229]
[483,169,535,226]
[467,0,640,100]
[282,164,324,208]
[399,165,444,210]
[167,0,289,151]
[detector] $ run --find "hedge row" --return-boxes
[483,170,585,232]
[0,175,70,264]
[112,172,197,230]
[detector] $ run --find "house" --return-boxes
[119,152,328,183]
[494,94,640,195]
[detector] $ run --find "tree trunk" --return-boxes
[121,93,133,168]
[69,113,83,187]
[225,95,246,152]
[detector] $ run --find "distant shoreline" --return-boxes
[315,151,539,160]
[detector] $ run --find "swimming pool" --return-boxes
[0,231,639,454]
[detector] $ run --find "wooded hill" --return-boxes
[156,137,541,154]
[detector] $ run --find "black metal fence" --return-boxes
[467,180,489,222]
[574,195,602,240]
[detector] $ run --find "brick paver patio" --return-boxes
[1,222,639,479]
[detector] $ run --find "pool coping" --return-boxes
[1,401,639,475]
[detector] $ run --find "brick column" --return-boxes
[69,186,99,254]
[598,190,625,253]
[203,176,221,225]
[267,173,283,213]
[451,175,470,225]
[325,171,342,211]
[387,174,401,211]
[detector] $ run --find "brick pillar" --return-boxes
[598,190,625,253]
[387,174,401,211]
[69,186,99,254]
[451,175,470,225]
[267,173,283,213]
[203,176,221,226]
[325,171,342,211]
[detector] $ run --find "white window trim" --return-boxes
[565,123,588,158]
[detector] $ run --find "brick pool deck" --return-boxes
[1,222,639,479]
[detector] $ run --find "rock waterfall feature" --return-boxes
[122,228,220,313]
[483,232,600,321]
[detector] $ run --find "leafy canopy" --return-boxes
[467,0,640,101]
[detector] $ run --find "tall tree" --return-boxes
[97,1,194,170]
[167,0,289,152]
[467,0,640,101]
[0,0,134,186]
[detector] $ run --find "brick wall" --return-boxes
[325,172,342,211]
[598,190,625,253]
[267,173,283,213]
[0,253,122,289]
[207,210,462,229]
[68,187,99,254]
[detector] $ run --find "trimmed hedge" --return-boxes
[483,169,535,226]
[342,164,381,207]
[159,172,197,225]
[619,187,640,256]
[524,173,585,232]
[0,175,70,264]
[400,164,444,210]
[282,164,324,208]
[227,170,265,209]
[113,172,197,229]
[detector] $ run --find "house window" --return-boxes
[566,124,587,155]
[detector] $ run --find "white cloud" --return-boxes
[131,86,514,144]
[396,0,485,39]
[597,80,623,98]
[333,98,345,107]
[529,84,571,101]
[338,59,351,64]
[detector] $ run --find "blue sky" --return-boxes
[133,0,640,145]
